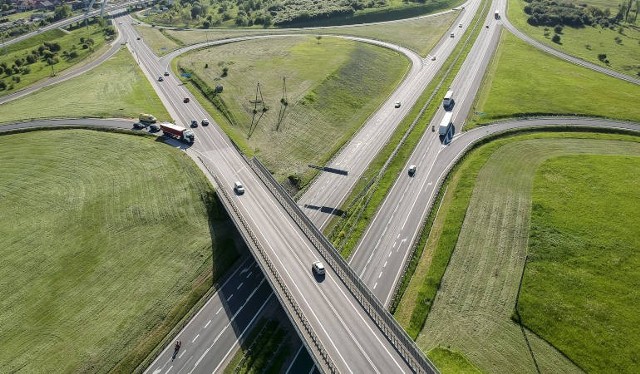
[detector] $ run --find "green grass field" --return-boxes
[0,48,170,124]
[519,155,640,373]
[0,24,111,97]
[470,32,640,126]
[427,347,482,374]
[178,36,408,186]
[507,0,640,77]
[140,11,458,57]
[0,129,239,373]
[413,133,640,373]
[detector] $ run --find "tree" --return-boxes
[191,4,202,19]
[221,67,228,77]
[552,34,561,43]
[554,25,563,34]
[316,35,322,44]
[598,53,607,62]
[53,4,72,21]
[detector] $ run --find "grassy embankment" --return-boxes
[469,32,640,126]
[137,10,458,58]
[0,23,111,96]
[507,0,640,77]
[0,48,170,124]
[412,133,640,373]
[176,36,409,186]
[518,154,640,373]
[0,130,239,373]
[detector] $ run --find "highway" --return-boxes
[114,15,427,374]
[2,0,638,372]
[352,0,504,305]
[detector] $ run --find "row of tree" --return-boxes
[150,0,438,27]
[524,0,639,27]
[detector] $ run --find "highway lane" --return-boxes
[116,16,420,373]
[352,0,502,305]
[298,0,483,230]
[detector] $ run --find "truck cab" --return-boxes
[443,90,454,110]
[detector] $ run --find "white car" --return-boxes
[234,181,245,195]
[312,261,325,275]
[408,165,417,176]
[394,101,401,108]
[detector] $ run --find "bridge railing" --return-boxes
[200,157,337,374]
[249,157,438,374]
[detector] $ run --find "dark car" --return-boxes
[183,97,190,103]
[164,71,170,76]
[158,76,163,82]
[190,120,198,128]
[201,118,210,126]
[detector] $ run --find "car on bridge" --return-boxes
[234,181,245,195]
[312,261,325,276]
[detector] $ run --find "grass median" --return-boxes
[0,129,239,373]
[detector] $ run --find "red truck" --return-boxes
[160,123,195,143]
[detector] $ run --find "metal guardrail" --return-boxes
[199,158,337,374]
[249,158,438,374]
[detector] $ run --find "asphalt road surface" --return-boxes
[3,3,638,372]
[115,16,419,373]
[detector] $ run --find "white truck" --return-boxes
[443,90,454,110]
[439,111,453,138]
[160,123,195,143]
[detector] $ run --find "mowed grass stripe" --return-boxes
[520,155,640,373]
[0,130,238,373]
[417,136,640,373]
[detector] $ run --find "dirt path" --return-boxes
[417,138,640,373]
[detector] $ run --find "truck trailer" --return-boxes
[439,111,453,137]
[160,123,195,143]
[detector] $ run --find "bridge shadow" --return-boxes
[308,164,349,176]
[303,204,346,217]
